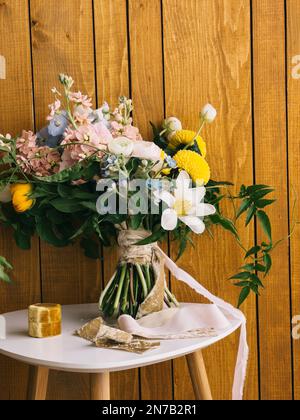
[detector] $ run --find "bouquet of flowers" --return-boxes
[0,74,276,320]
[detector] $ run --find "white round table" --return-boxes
[0,303,241,400]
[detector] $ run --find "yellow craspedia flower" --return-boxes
[169,130,207,157]
[174,150,211,184]
[10,183,34,213]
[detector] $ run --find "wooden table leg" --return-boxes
[27,366,49,400]
[186,351,213,400]
[90,372,110,400]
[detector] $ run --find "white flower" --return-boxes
[0,185,12,203]
[154,171,216,234]
[201,104,217,123]
[132,141,164,161]
[163,117,182,133]
[108,136,134,157]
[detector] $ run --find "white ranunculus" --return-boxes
[163,117,182,133]
[132,141,164,161]
[201,104,217,123]
[154,171,216,234]
[0,185,12,203]
[108,137,134,157]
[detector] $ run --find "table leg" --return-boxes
[27,366,49,400]
[186,351,213,400]
[90,372,110,400]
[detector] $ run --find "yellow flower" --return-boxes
[168,130,207,157]
[174,150,211,185]
[10,183,34,213]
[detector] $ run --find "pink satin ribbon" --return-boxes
[157,247,249,401]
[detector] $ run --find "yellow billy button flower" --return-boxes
[10,183,34,213]
[174,150,211,185]
[168,130,207,157]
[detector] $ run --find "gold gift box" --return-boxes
[28,304,62,338]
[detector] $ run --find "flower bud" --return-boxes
[163,117,182,134]
[201,104,217,123]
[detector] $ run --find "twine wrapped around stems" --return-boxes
[117,229,165,319]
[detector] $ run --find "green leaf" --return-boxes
[36,220,69,247]
[50,198,81,213]
[236,198,252,219]
[80,201,97,212]
[246,185,270,194]
[80,238,100,259]
[230,272,251,280]
[136,229,165,245]
[238,287,251,308]
[257,210,272,241]
[246,205,256,226]
[245,245,261,259]
[209,214,239,239]
[263,253,272,276]
[33,164,83,183]
[0,268,11,283]
[14,229,31,250]
[130,214,144,230]
[249,283,260,295]
[0,256,13,271]
[235,281,250,287]
[250,274,264,288]
[252,189,274,201]
[256,199,276,209]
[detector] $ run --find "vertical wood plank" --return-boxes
[93,0,140,400]
[128,0,173,400]
[287,0,300,401]
[0,0,41,400]
[30,0,99,400]
[252,0,293,400]
[163,0,258,400]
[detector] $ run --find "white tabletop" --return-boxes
[0,304,241,373]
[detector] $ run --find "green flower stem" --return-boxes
[136,263,148,299]
[121,269,131,313]
[144,265,152,291]
[113,264,127,312]
[164,285,180,307]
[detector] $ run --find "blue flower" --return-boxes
[36,126,62,148]
[146,179,162,190]
[48,111,69,137]
[165,155,177,168]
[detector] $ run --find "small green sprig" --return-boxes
[230,184,275,307]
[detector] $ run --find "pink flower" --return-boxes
[60,125,106,171]
[69,91,93,108]
[110,121,142,141]
[16,131,38,155]
[16,130,61,176]
[93,121,113,145]
[47,99,61,121]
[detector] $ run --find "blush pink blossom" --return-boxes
[69,92,93,108]
[60,125,106,171]
[110,121,142,141]
[16,131,61,176]
[47,99,61,121]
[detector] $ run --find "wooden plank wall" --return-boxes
[0,0,299,400]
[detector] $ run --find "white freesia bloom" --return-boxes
[108,137,134,157]
[0,185,12,203]
[154,171,216,234]
[201,104,217,123]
